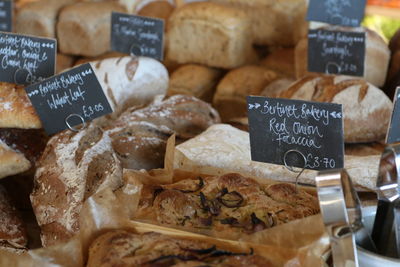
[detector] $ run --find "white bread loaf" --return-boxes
[91,56,169,116]
[280,75,393,143]
[57,2,126,57]
[174,124,380,191]
[167,2,257,69]
[15,0,76,38]
[209,0,308,46]
[31,125,123,247]
[295,27,391,87]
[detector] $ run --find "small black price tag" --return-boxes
[307,0,366,27]
[0,32,56,85]
[308,29,365,77]
[111,12,164,61]
[386,87,400,144]
[247,96,344,171]
[0,0,12,32]
[25,63,113,135]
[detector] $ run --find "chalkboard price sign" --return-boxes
[0,0,12,32]
[308,29,365,77]
[386,87,400,144]
[25,63,113,135]
[0,32,56,85]
[307,0,366,27]
[247,96,344,171]
[111,12,164,61]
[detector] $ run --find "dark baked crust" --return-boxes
[87,230,272,267]
[135,173,319,237]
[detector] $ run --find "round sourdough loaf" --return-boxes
[295,27,390,87]
[31,125,123,247]
[91,56,169,117]
[280,75,393,143]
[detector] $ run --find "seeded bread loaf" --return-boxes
[295,27,390,87]
[209,0,308,46]
[15,0,75,38]
[0,185,27,253]
[87,230,272,267]
[105,95,220,170]
[280,74,392,143]
[167,2,257,69]
[168,64,222,102]
[213,65,278,121]
[135,173,319,239]
[31,125,123,246]
[57,2,126,57]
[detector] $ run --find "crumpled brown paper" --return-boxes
[0,135,329,266]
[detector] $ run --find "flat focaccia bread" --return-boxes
[87,230,272,267]
[135,173,319,238]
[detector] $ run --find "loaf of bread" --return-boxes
[389,28,400,53]
[31,125,123,246]
[137,0,175,23]
[167,2,256,69]
[295,27,391,87]
[168,64,222,102]
[105,95,220,170]
[174,124,381,191]
[15,0,75,38]
[74,52,125,66]
[260,48,295,78]
[280,74,392,143]
[0,185,27,253]
[56,53,76,74]
[260,78,295,98]
[57,2,126,57]
[87,230,272,267]
[91,56,169,117]
[213,65,278,121]
[0,141,31,179]
[135,173,319,239]
[0,83,41,129]
[209,0,307,46]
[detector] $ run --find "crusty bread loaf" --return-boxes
[213,65,278,121]
[57,2,126,57]
[295,27,391,87]
[137,0,174,23]
[260,78,295,98]
[74,52,125,66]
[105,95,220,170]
[135,173,319,239]
[174,124,381,191]
[91,56,169,117]
[15,0,75,38]
[0,141,31,180]
[389,28,400,53]
[209,0,307,46]
[280,74,392,143]
[167,2,257,69]
[0,83,41,129]
[87,230,272,267]
[260,48,295,78]
[168,64,222,102]
[0,185,27,253]
[56,53,75,74]
[31,125,123,246]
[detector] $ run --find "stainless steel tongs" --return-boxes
[372,144,400,258]
[316,169,376,267]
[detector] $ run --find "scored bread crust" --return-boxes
[31,125,123,247]
[135,173,319,239]
[0,82,41,129]
[280,74,392,143]
[87,230,272,267]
